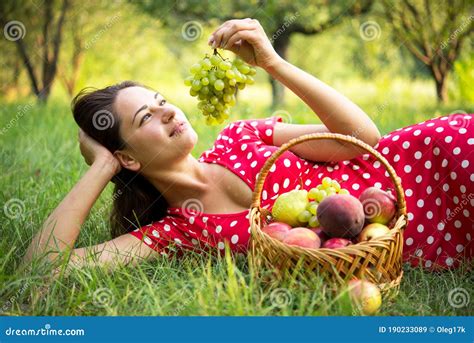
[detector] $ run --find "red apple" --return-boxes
[262,222,292,241]
[322,237,352,249]
[347,279,382,315]
[358,187,397,225]
[358,223,390,242]
[282,227,321,249]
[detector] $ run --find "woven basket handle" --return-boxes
[251,132,407,221]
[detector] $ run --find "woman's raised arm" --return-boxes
[209,18,381,150]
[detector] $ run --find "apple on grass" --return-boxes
[358,223,391,242]
[347,279,382,315]
[282,227,321,249]
[261,222,292,241]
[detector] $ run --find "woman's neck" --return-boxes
[145,155,211,208]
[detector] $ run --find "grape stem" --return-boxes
[213,48,228,61]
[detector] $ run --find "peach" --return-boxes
[262,222,292,241]
[282,227,321,249]
[322,237,352,249]
[317,194,365,238]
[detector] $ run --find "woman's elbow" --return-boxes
[369,131,381,147]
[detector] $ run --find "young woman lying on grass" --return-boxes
[22,18,472,273]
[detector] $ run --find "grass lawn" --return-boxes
[1,80,473,316]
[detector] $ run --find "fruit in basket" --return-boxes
[317,194,365,238]
[310,227,328,243]
[282,227,321,249]
[322,237,352,249]
[272,190,309,227]
[262,222,291,241]
[299,177,351,228]
[358,223,390,242]
[185,50,256,125]
[358,187,397,225]
[347,279,382,315]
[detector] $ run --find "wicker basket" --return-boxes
[249,132,408,296]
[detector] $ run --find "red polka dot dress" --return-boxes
[130,113,473,269]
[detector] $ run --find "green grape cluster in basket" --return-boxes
[184,49,256,125]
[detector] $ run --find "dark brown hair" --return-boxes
[71,81,168,238]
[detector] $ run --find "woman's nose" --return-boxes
[161,107,175,123]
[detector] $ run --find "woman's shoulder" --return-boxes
[217,115,284,146]
[198,116,284,162]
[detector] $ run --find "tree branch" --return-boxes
[15,39,40,96]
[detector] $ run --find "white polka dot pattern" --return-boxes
[129,114,473,269]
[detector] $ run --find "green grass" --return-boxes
[1,79,473,316]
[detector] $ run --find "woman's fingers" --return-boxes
[220,21,257,49]
[209,18,256,48]
[225,29,258,50]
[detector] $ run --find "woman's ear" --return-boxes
[114,150,141,172]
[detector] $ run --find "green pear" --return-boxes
[272,190,309,227]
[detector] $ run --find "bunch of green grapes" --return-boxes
[185,50,256,125]
[297,177,351,228]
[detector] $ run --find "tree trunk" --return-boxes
[269,31,290,109]
[435,76,448,103]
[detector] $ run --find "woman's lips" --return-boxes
[171,122,186,137]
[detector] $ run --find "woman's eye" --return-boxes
[160,99,167,106]
[140,113,152,125]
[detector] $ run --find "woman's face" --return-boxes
[113,86,198,172]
